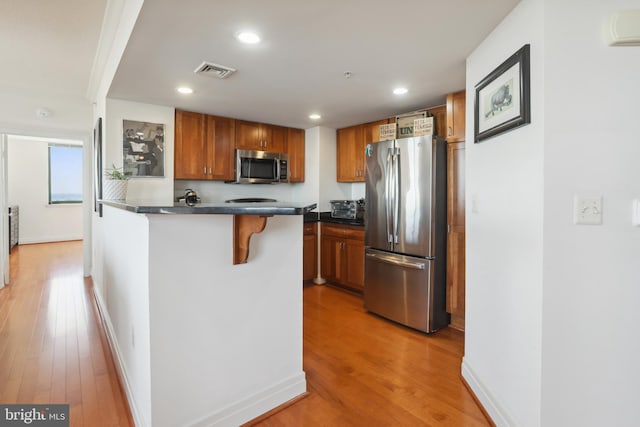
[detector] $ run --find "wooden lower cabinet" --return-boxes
[320,223,365,292]
[303,222,317,282]
[446,142,465,330]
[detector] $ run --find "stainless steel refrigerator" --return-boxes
[364,136,449,333]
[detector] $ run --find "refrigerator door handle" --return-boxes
[385,148,393,244]
[392,148,400,244]
[366,252,426,270]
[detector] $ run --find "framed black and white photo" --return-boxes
[122,120,165,177]
[474,44,530,143]
[93,117,103,216]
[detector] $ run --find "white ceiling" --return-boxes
[0,0,105,97]
[109,0,520,130]
[0,0,106,132]
[0,0,520,132]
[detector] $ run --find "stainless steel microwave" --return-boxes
[230,149,289,184]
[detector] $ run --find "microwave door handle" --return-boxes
[275,158,280,182]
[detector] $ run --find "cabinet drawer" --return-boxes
[321,223,364,240]
[303,223,317,235]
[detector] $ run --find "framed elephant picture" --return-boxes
[474,44,531,143]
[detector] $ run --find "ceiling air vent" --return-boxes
[194,61,237,79]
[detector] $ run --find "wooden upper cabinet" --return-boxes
[175,110,207,179]
[175,110,235,181]
[270,125,287,153]
[336,125,364,182]
[287,128,305,182]
[446,90,466,142]
[235,120,262,151]
[236,120,286,152]
[206,115,235,181]
[337,119,389,182]
[362,119,390,145]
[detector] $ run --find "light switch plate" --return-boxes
[632,200,640,227]
[574,195,602,225]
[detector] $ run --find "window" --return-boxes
[48,144,83,204]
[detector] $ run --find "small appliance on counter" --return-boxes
[330,199,365,220]
[177,189,200,206]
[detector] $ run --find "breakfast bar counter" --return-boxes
[94,202,311,426]
[101,199,316,215]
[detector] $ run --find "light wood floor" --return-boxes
[1,242,487,426]
[254,285,490,426]
[0,241,132,427]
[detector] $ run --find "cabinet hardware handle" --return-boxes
[447,224,451,233]
[203,167,206,174]
[208,167,212,174]
[448,126,452,136]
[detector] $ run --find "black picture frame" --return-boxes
[474,44,530,143]
[122,120,165,178]
[93,117,103,217]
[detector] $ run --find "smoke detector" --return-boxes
[36,107,52,118]
[194,61,237,79]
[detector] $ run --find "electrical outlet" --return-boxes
[574,195,602,225]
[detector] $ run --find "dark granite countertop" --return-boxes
[304,211,364,227]
[101,199,317,215]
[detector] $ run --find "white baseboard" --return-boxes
[188,373,307,427]
[461,358,515,426]
[19,235,83,244]
[92,285,145,427]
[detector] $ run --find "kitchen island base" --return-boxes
[95,205,307,427]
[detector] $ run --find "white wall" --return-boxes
[90,0,144,292]
[99,205,151,427]
[541,1,640,425]
[463,0,544,425]
[292,127,320,205]
[7,135,84,243]
[0,134,8,286]
[317,126,353,211]
[465,1,640,426]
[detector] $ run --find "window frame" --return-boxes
[48,143,83,205]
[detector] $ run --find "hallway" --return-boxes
[0,241,133,426]
[0,241,488,426]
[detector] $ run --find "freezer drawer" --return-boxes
[364,248,447,333]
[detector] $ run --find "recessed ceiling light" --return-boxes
[237,31,261,44]
[393,87,408,95]
[309,114,322,120]
[177,86,193,94]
